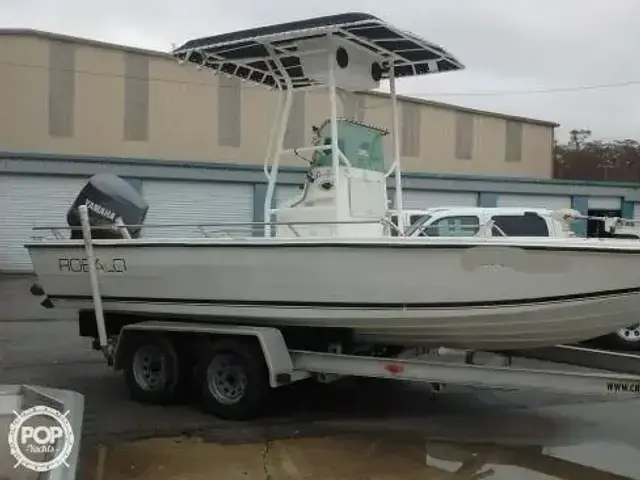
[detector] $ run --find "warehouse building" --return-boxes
[2,29,640,272]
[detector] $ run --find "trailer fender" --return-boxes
[113,321,301,388]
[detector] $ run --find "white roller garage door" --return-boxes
[142,180,254,238]
[588,196,621,209]
[0,174,86,271]
[402,190,478,209]
[496,194,571,210]
[274,184,304,207]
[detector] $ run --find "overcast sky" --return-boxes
[3,0,640,142]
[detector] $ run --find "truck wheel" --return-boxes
[123,334,191,405]
[197,339,270,420]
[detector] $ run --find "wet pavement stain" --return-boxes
[82,437,266,479]
[74,398,640,480]
[77,433,640,480]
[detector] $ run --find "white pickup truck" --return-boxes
[388,206,640,350]
[389,206,576,238]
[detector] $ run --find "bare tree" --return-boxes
[554,130,640,182]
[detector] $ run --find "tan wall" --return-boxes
[0,33,554,178]
[363,98,553,178]
[0,36,50,149]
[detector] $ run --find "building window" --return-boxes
[400,101,421,157]
[217,75,242,147]
[123,53,149,142]
[455,112,474,160]
[423,215,480,236]
[283,92,306,149]
[505,121,523,162]
[48,41,76,137]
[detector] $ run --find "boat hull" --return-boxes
[25,236,640,350]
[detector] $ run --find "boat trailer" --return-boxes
[101,319,640,420]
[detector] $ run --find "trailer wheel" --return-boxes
[600,324,640,350]
[123,334,191,405]
[197,339,270,420]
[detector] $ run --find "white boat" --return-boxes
[24,13,640,351]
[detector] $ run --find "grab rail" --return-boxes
[43,209,630,240]
[31,219,393,231]
[30,219,401,240]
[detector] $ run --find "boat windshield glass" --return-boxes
[311,119,387,173]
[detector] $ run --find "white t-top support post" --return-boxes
[389,66,404,235]
[327,35,341,224]
[263,45,294,237]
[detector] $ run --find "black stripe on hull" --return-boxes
[25,242,640,254]
[49,286,640,310]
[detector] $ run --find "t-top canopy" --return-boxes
[172,12,464,90]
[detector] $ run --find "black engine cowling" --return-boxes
[67,173,149,239]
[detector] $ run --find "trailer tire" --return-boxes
[599,324,640,350]
[123,334,191,405]
[197,339,270,420]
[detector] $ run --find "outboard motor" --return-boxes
[66,173,149,239]
[30,173,149,306]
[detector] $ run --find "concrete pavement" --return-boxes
[0,274,76,322]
